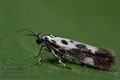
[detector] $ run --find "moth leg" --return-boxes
[51,50,71,69]
[34,45,44,65]
[34,45,44,58]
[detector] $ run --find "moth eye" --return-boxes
[36,38,44,44]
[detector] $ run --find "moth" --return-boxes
[24,29,115,71]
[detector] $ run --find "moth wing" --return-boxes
[48,36,115,70]
[66,47,115,70]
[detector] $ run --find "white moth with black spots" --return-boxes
[24,29,115,71]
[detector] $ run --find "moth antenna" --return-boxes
[21,28,36,35]
[25,33,37,37]
[18,28,40,37]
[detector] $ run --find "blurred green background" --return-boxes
[0,0,120,80]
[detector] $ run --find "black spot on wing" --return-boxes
[49,42,60,49]
[52,34,57,37]
[75,44,86,49]
[50,36,53,38]
[54,35,57,37]
[44,37,49,42]
[51,40,56,43]
[61,40,68,45]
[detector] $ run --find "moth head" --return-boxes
[22,29,44,44]
[35,33,44,44]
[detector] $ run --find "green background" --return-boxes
[0,0,120,80]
